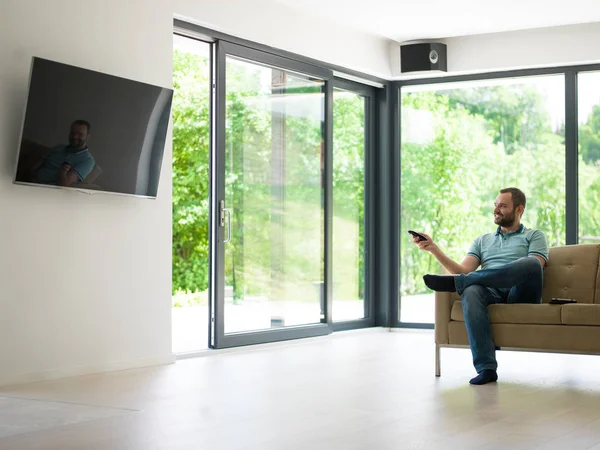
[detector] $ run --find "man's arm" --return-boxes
[58,164,80,187]
[528,230,549,268]
[58,154,95,187]
[413,233,480,274]
[71,157,95,184]
[432,251,480,275]
[530,255,546,268]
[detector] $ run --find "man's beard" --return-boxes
[69,139,85,149]
[494,211,516,227]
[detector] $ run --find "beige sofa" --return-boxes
[435,244,600,376]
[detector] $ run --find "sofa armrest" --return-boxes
[435,291,456,344]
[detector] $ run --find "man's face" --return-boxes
[494,193,518,227]
[69,124,89,149]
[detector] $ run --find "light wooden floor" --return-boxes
[1,329,600,450]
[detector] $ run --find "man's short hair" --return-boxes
[71,120,91,133]
[500,187,526,210]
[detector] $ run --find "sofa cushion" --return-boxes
[561,304,600,326]
[82,163,102,184]
[542,244,600,304]
[451,302,562,325]
[448,322,600,353]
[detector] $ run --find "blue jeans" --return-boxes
[456,257,543,373]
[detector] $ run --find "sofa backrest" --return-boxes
[542,244,600,304]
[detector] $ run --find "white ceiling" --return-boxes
[272,0,600,42]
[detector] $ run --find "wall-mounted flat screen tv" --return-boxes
[13,57,173,198]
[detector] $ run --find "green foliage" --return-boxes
[223,67,327,303]
[401,85,571,295]
[446,85,551,154]
[333,92,366,299]
[580,105,600,164]
[172,50,210,296]
[579,105,600,239]
[172,54,367,305]
[401,92,495,293]
[172,49,600,304]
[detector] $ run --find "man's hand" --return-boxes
[58,164,79,187]
[412,232,438,253]
[411,231,479,275]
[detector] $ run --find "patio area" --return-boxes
[172,293,434,353]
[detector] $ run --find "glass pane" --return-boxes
[171,36,211,352]
[578,72,600,243]
[400,76,566,323]
[333,88,366,321]
[224,57,325,334]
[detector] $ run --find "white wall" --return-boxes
[173,0,394,79]
[0,0,174,385]
[392,22,600,79]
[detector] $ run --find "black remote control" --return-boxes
[408,230,427,242]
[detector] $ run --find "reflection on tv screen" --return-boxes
[14,57,173,198]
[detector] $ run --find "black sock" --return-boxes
[423,274,457,292]
[469,370,498,385]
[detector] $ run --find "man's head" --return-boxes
[494,187,526,228]
[69,120,91,150]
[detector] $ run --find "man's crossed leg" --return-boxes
[424,257,543,385]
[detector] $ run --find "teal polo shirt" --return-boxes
[467,224,549,270]
[35,145,95,185]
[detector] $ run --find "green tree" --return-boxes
[400,84,566,296]
[579,104,600,239]
[580,105,600,164]
[333,92,366,299]
[222,66,327,303]
[446,85,551,154]
[172,50,210,296]
[401,92,497,293]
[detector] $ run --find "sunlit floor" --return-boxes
[172,294,433,353]
[2,329,600,449]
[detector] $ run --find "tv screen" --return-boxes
[14,57,173,198]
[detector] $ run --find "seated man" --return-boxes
[26,120,95,187]
[412,187,549,385]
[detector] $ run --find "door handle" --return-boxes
[220,200,232,244]
[223,208,231,243]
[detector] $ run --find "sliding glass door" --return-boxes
[211,42,333,347]
[331,79,376,330]
[173,27,380,349]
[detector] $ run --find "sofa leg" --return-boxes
[435,344,441,377]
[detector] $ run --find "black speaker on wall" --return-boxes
[400,43,447,73]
